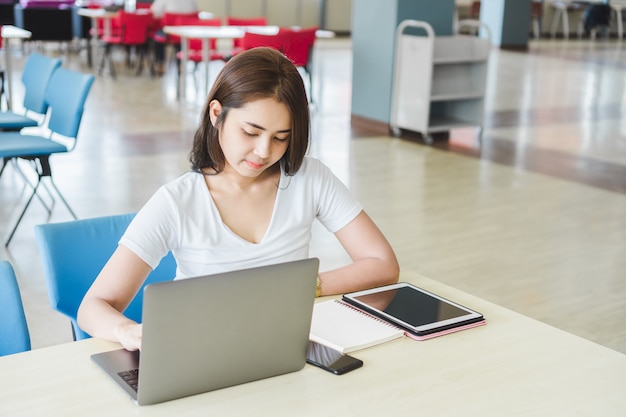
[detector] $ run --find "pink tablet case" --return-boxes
[403,319,487,341]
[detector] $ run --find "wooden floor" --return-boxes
[1,37,625,355]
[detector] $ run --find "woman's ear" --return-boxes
[208,100,223,126]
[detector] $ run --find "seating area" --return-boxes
[62,2,323,98]
[97,8,156,78]
[0,59,95,246]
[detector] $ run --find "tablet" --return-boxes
[342,282,485,337]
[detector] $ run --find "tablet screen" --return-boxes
[350,285,475,328]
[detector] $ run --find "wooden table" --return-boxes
[1,25,32,110]
[1,271,624,416]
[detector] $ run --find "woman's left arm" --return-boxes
[318,210,400,296]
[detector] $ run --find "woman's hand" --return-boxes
[115,322,143,351]
[77,245,152,348]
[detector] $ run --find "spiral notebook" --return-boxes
[309,300,405,353]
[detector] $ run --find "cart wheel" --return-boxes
[424,135,434,145]
[391,127,401,137]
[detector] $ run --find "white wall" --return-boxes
[196,0,351,31]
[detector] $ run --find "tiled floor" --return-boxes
[1,36,625,354]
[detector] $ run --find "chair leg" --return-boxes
[4,156,77,246]
[147,40,156,77]
[38,156,77,220]
[16,159,54,214]
[125,45,133,68]
[135,46,144,76]
[135,45,153,77]
[577,18,585,39]
[0,157,7,177]
[533,17,541,39]
[98,44,107,75]
[99,44,117,79]
[5,170,42,246]
[562,9,569,39]
[86,38,93,68]
[551,9,560,38]
[1,157,53,213]
[0,69,6,111]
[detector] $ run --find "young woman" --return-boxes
[77,47,399,351]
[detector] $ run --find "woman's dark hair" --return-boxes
[189,47,310,176]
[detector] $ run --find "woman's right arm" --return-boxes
[77,245,153,351]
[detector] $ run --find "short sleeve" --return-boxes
[119,186,180,269]
[310,159,363,233]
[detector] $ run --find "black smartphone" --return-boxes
[306,341,363,375]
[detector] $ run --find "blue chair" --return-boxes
[0,67,95,246]
[0,260,31,356]
[0,52,62,131]
[34,213,177,340]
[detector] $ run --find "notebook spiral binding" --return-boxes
[334,300,400,330]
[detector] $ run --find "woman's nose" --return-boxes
[254,136,272,158]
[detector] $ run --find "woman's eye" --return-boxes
[242,130,256,137]
[274,136,289,142]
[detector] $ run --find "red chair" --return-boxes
[226,16,268,26]
[280,27,318,102]
[176,17,225,63]
[98,10,155,79]
[226,16,267,50]
[240,30,286,53]
[153,11,199,46]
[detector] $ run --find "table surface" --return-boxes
[1,25,32,39]
[163,25,280,39]
[163,25,334,40]
[76,8,119,19]
[1,271,624,416]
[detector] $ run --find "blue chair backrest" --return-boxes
[34,213,177,340]
[0,261,31,356]
[44,67,95,139]
[20,52,62,115]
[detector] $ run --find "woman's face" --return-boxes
[210,98,291,179]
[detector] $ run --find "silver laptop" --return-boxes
[91,258,319,405]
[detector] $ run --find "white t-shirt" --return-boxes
[120,157,363,279]
[150,0,198,18]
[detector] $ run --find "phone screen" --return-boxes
[306,341,363,375]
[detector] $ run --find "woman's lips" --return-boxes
[246,160,265,169]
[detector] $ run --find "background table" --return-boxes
[1,271,624,416]
[76,7,119,72]
[163,25,279,101]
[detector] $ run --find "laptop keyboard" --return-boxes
[118,369,139,392]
